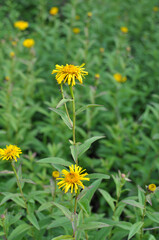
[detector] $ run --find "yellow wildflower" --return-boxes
[50,7,59,15]
[153,6,159,12]
[52,171,60,179]
[52,63,88,86]
[10,51,15,58]
[0,145,22,162]
[148,184,156,192]
[95,73,100,79]
[23,39,35,48]
[100,48,104,53]
[87,12,92,17]
[12,41,17,46]
[120,26,128,33]
[73,28,80,34]
[5,76,10,81]
[14,21,29,31]
[113,73,127,83]
[75,15,80,20]
[57,165,89,193]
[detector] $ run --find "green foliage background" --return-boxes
[0,0,159,239]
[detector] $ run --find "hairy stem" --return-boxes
[60,84,72,127]
[140,195,147,239]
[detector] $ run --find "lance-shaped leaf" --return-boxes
[78,221,110,230]
[128,222,143,239]
[76,104,103,115]
[52,202,72,220]
[49,107,72,129]
[122,199,144,209]
[37,157,72,167]
[99,189,115,211]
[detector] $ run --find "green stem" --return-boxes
[60,84,72,127]
[70,86,78,165]
[11,161,29,214]
[2,217,7,240]
[140,195,147,239]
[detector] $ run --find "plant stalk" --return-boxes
[11,161,29,214]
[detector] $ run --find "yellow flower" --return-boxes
[10,51,15,58]
[100,48,105,53]
[153,6,159,12]
[23,39,35,48]
[87,12,92,17]
[113,73,127,83]
[120,26,128,33]
[5,76,10,81]
[12,41,17,46]
[57,165,89,193]
[50,7,59,15]
[75,15,80,20]
[52,171,60,179]
[148,184,156,192]
[95,73,100,79]
[14,21,29,31]
[73,28,80,34]
[0,145,22,162]
[52,63,88,86]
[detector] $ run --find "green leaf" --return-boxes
[128,222,143,239]
[8,223,31,240]
[37,157,72,167]
[49,108,72,129]
[47,217,70,229]
[78,199,90,215]
[76,104,103,115]
[38,202,53,212]
[12,197,26,208]
[56,99,72,108]
[70,145,78,163]
[52,202,72,220]
[99,189,115,211]
[78,221,110,230]
[52,235,74,240]
[122,200,144,209]
[78,136,105,157]
[27,213,40,230]
[115,221,132,230]
[89,173,110,180]
[146,211,159,224]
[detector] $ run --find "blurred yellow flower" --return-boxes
[100,48,105,53]
[52,171,60,179]
[153,6,159,12]
[120,26,128,33]
[5,76,10,81]
[113,73,127,83]
[87,12,92,17]
[57,165,89,193]
[23,39,35,48]
[73,28,80,34]
[75,15,80,20]
[148,184,156,192]
[0,145,22,162]
[52,63,88,86]
[14,21,29,31]
[10,51,15,58]
[50,7,59,15]
[12,41,17,46]
[95,73,100,79]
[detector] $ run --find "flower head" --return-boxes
[113,73,127,83]
[100,47,105,53]
[148,184,156,193]
[73,28,80,34]
[50,7,59,15]
[14,21,29,31]
[0,145,22,162]
[153,6,159,12]
[52,63,88,86]
[10,51,15,58]
[23,39,35,48]
[120,26,128,33]
[12,41,17,46]
[87,12,92,17]
[95,73,100,79]
[57,165,89,193]
[5,76,10,81]
[52,171,60,179]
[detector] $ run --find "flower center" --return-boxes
[63,65,78,75]
[65,172,79,183]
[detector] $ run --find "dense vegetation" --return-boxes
[0,0,159,239]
